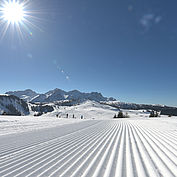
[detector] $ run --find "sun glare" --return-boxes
[2,0,25,23]
[0,0,41,40]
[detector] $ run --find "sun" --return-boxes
[2,0,25,24]
[0,0,42,40]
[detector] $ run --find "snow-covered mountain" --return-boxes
[6,88,116,103]
[6,89,39,102]
[5,89,177,116]
[0,95,29,115]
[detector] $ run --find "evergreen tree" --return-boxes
[113,114,117,118]
[149,111,155,117]
[118,111,124,118]
[149,111,160,117]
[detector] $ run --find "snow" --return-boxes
[42,100,124,119]
[0,103,177,177]
[0,116,84,136]
[6,89,39,102]
[0,95,29,116]
[0,94,9,96]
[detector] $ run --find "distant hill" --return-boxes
[101,101,177,116]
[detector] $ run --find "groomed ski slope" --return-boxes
[0,118,177,177]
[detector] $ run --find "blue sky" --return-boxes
[0,0,177,106]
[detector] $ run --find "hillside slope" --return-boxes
[0,95,29,116]
[42,100,149,119]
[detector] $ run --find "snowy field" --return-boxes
[0,116,84,136]
[0,114,177,177]
[41,100,150,119]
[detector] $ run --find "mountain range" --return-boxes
[2,89,177,116]
[6,89,116,103]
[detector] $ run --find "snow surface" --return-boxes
[0,116,84,136]
[42,100,150,120]
[0,103,177,177]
